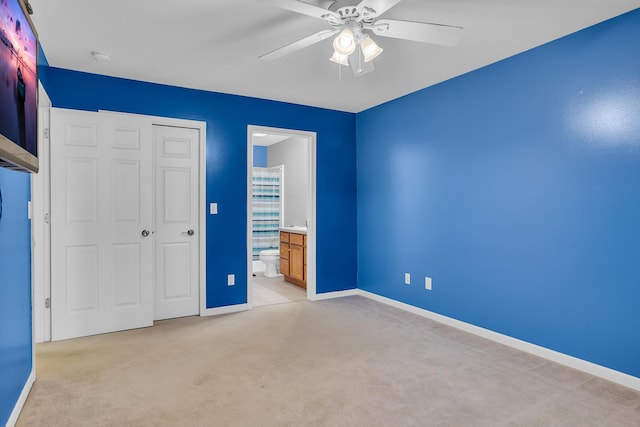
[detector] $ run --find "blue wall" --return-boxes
[39,68,357,307]
[253,145,267,167]
[357,9,640,377]
[0,169,32,425]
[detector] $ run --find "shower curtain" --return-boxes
[252,167,282,261]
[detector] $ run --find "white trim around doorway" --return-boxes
[247,125,317,308]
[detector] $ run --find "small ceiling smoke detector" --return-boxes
[91,51,111,63]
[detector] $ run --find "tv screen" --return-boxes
[0,0,38,173]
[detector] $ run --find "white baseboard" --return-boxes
[7,368,35,427]
[202,288,358,315]
[357,290,640,392]
[200,303,248,317]
[311,289,358,301]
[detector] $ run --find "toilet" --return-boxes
[259,249,280,277]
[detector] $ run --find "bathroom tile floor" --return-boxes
[252,272,306,307]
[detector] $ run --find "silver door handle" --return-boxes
[186,229,195,236]
[141,229,150,237]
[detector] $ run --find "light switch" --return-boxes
[425,277,432,291]
[404,273,411,285]
[228,274,235,286]
[210,203,218,215]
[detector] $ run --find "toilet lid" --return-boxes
[261,249,280,256]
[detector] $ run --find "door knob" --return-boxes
[141,229,150,237]
[186,229,195,236]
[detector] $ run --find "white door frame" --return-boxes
[32,84,52,343]
[32,109,207,341]
[246,125,317,307]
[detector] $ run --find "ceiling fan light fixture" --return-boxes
[329,50,349,66]
[333,29,356,55]
[360,36,383,62]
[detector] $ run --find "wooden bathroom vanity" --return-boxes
[280,229,306,289]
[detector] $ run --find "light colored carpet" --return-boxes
[252,273,306,307]
[18,296,640,426]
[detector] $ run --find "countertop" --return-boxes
[280,226,307,235]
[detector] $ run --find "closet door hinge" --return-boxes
[43,128,50,139]
[45,298,51,309]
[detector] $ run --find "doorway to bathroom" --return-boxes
[247,126,316,308]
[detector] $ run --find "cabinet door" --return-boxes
[280,258,290,276]
[280,242,290,260]
[290,244,304,281]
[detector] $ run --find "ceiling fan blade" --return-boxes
[371,19,464,47]
[356,0,404,18]
[259,29,339,61]
[263,0,339,20]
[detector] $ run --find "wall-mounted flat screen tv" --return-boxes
[0,0,38,173]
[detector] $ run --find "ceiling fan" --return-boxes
[259,0,464,76]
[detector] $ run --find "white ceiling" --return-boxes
[30,0,639,113]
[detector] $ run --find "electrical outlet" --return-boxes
[227,274,235,286]
[210,203,218,215]
[425,276,432,290]
[404,273,411,285]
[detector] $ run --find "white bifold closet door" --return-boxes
[153,125,200,321]
[50,108,154,341]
